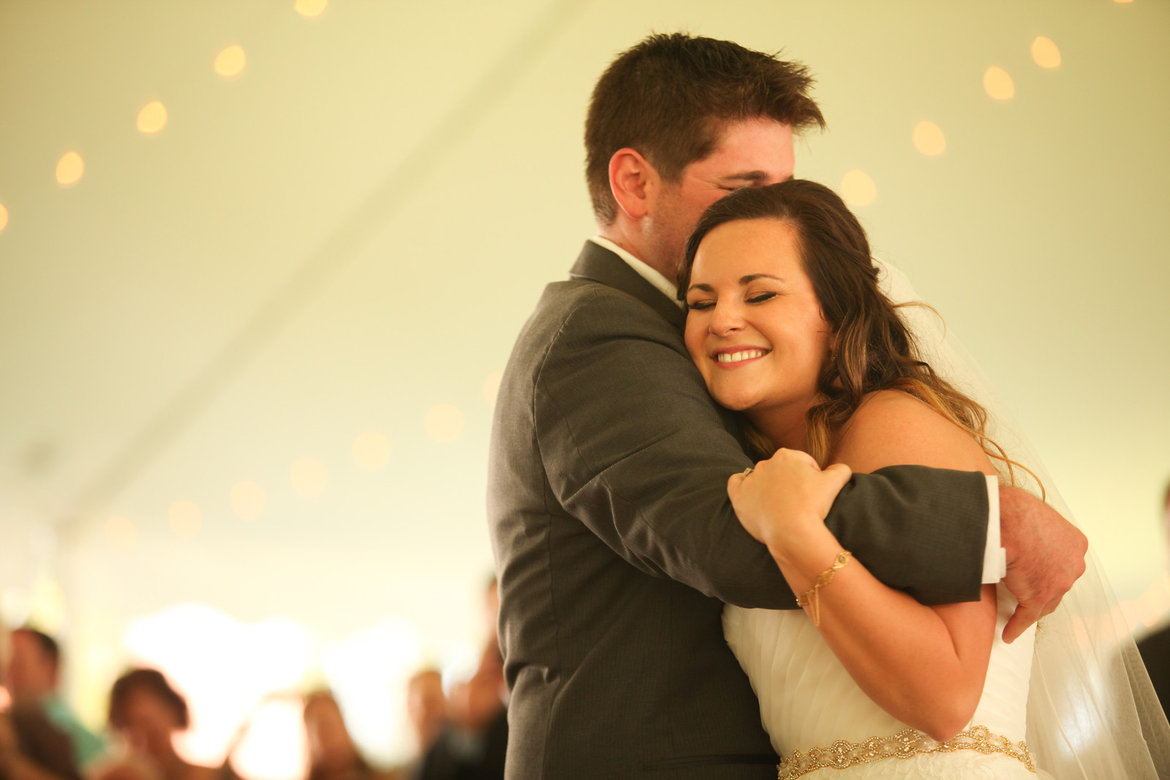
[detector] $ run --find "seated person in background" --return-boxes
[403,668,446,774]
[416,645,506,780]
[1,627,104,770]
[303,690,395,780]
[1,703,82,780]
[93,667,221,780]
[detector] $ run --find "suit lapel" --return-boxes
[568,241,686,332]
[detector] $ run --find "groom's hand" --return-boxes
[999,485,1088,643]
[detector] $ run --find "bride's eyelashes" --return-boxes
[685,291,778,311]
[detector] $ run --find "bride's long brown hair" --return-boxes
[678,179,1040,494]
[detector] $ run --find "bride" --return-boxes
[678,179,1168,778]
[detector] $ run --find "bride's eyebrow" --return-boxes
[686,273,784,295]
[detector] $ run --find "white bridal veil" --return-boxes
[879,258,1170,779]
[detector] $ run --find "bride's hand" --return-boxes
[727,449,852,566]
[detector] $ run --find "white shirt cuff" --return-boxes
[982,475,1006,583]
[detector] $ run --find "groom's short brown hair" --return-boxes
[585,33,825,225]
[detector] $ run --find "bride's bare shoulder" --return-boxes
[832,390,994,475]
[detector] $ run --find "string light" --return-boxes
[841,170,877,207]
[215,44,247,78]
[294,0,328,18]
[137,101,168,135]
[912,121,947,157]
[983,66,1015,101]
[55,151,85,187]
[1031,36,1062,69]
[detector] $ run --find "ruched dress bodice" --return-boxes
[724,588,1043,778]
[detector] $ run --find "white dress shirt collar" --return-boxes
[589,235,682,306]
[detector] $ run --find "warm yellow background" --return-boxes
[1,0,1168,769]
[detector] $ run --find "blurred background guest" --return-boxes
[413,577,505,780]
[1,627,104,771]
[0,702,82,780]
[304,690,397,780]
[401,668,445,776]
[94,667,224,780]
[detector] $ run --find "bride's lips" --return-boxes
[710,346,770,367]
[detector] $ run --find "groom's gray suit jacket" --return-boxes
[487,241,989,778]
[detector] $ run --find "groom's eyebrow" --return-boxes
[721,171,794,186]
[728,171,769,183]
[720,171,772,187]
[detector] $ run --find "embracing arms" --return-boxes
[728,391,1084,739]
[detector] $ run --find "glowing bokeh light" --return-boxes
[0,203,8,232]
[105,515,137,548]
[840,170,877,208]
[290,457,328,497]
[352,431,392,472]
[983,66,1015,101]
[215,44,247,78]
[1031,36,1062,69]
[483,370,504,406]
[323,618,425,765]
[294,0,328,18]
[136,100,168,135]
[1114,0,1133,4]
[425,404,464,443]
[169,500,203,540]
[912,121,946,157]
[55,151,85,187]
[231,481,268,521]
[230,696,308,780]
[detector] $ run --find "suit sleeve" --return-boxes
[534,289,987,609]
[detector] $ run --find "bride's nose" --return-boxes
[709,301,745,335]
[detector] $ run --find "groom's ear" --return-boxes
[609,148,657,221]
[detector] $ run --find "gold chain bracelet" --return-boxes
[796,550,852,626]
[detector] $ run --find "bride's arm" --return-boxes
[729,390,999,742]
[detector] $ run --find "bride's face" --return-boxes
[683,218,832,436]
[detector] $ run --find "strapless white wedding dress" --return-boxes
[724,588,1046,778]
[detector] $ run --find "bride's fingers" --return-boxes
[774,447,820,469]
[823,462,853,490]
[727,471,746,500]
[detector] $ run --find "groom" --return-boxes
[486,33,1086,778]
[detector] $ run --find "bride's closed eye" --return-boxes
[746,291,778,304]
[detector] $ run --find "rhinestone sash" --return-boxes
[777,724,1035,779]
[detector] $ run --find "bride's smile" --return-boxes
[713,347,770,364]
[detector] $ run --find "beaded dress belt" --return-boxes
[777,724,1036,779]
